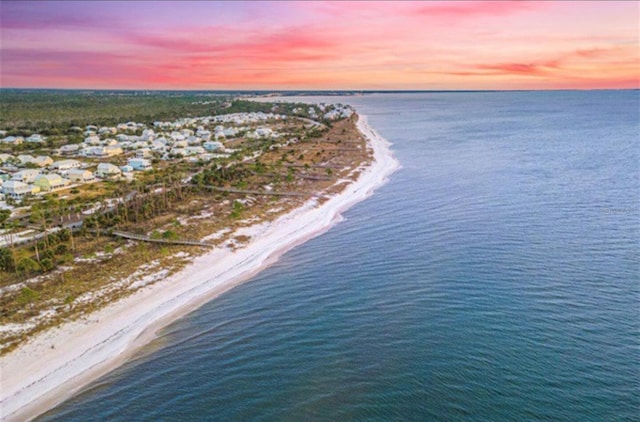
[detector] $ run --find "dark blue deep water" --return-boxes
[40,92,639,421]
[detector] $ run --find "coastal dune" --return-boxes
[0,115,399,422]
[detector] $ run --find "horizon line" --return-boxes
[1,87,638,93]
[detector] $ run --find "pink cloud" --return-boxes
[474,60,561,76]
[414,1,538,18]
[1,1,638,89]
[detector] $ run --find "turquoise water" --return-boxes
[40,91,639,421]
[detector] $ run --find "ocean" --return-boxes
[39,91,639,421]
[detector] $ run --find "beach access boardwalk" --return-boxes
[101,230,213,247]
[204,186,306,197]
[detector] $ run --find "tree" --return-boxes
[0,247,14,271]
[40,258,54,272]
[0,209,11,225]
[16,257,40,276]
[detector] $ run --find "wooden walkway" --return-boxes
[110,230,212,247]
[204,186,306,197]
[250,172,333,182]
[282,146,363,152]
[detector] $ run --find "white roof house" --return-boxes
[169,132,186,142]
[151,140,167,152]
[33,156,54,167]
[51,159,82,171]
[136,148,152,158]
[141,129,155,140]
[84,135,101,145]
[11,169,41,183]
[25,134,46,143]
[1,136,24,145]
[95,163,122,178]
[58,144,80,154]
[254,127,273,137]
[203,141,224,152]
[184,146,205,156]
[98,127,117,134]
[223,128,238,137]
[132,141,149,150]
[2,180,39,198]
[16,155,36,165]
[196,129,211,140]
[0,154,15,163]
[169,148,187,157]
[128,158,152,171]
[66,169,95,183]
[83,146,105,157]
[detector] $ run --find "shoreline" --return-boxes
[0,114,400,422]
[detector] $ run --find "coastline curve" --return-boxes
[0,114,400,422]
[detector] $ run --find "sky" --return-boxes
[0,1,638,90]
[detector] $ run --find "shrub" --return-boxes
[162,230,178,240]
[16,257,40,275]
[39,258,54,272]
[0,247,14,271]
[17,287,40,304]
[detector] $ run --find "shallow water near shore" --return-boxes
[39,91,639,421]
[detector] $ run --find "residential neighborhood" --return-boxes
[0,111,293,208]
[0,102,354,213]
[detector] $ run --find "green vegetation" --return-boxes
[0,90,341,135]
[0,90,367,354]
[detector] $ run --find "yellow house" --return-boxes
[33,174,71,192]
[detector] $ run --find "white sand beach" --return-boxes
[0,115,399,422]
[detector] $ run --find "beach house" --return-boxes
[11,169,41,183]
[135,148,152,159]
[103,145,124,157]
[95,163,122,179]
[2,180,39,199]
[16,155,36,166]
[184,146,205,156]
[66,169,95,183]
[84,135,101,145]
[0,154,15,164]
[25,134,45,143]
[32,156,54,168]
[203,141,224,152]
[50,159,82,171]
[58,144,80,155]
[34,174,71,192]
[128,158,152,171]
[1,136,24,145]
